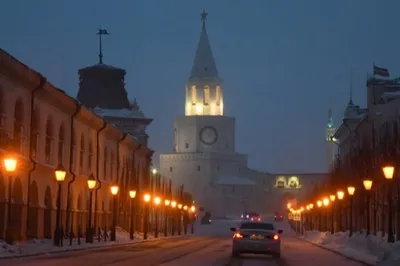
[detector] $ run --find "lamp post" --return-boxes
[317,200,322,231]
[347,186,355,237]
[3,154,17,244]
[110,184,119,241]
[382,165,395,243]
[323,198,330,231]
[154,196,161,238]
[190,205,195,234]
[86,174,97,243]
[129,189,136,240]
[143,193,151,240]
[329,195,336,234]
[164,199,170,237]
[171,201,177,235]
[337,190,345,231]
[54,164,66,246]
[177,203,183,235]
[363,179,373,236]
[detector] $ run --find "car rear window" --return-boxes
[240,222,274,230]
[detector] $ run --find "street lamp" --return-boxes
[171,201,177,208]
[347,186,355,237]
[177,203,183,235]
[143,193,151,240]
[382,165,395,243]
[323,198,330,206]
[183,205,188,211]
[152,168,157,175]
[287,203,291,209]
[329,195,336,234]
[178,203,183,209]
[54,164,66,246]
[3,153,17,245]
[337,190,344,232]
[317,200,322,207]
[164,200,170,237]
[110,184,119,241]
[363,179,373,236]
[86,174,97,243]
[129,189,136,240]
[170,201,177,235]
[190,206,195,213]
[154,196,161,237]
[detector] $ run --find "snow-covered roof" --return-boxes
[93,107,146,119]
[214,176,256,185]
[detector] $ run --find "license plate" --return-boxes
[250,235,264,240]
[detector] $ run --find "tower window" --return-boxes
[191,86,197,105]
[216,86,221,106]
[185,142,189,149]
[197,165,200,171]
[204,86,210,105]
[170,167,173,172]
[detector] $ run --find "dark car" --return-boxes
[201,212,212,224]
[241,212,261,221]
[274,212,283,221]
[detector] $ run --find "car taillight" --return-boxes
[273,234,279,240]
[257,217,261,221]
[250,217,254,221]
[233,233,243,239]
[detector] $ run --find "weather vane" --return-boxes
[201,10,208,23]
[97,27,110,64]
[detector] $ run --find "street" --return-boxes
[2,221,367,266]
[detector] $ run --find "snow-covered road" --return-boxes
[2,220,367,266]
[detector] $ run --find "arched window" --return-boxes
[58,123,65,165]
[79,134,85,171]
[13,98,24,151]
[191,86,197,105]
[103,146,108,180]
[45,116,54,164]
[216,86,221,106]
[110,150,114,178]
[88,140,93,173]
[31,108,39,158]
[203,86,210,105]
[71,131,77,171]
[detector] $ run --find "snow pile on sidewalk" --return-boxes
[301,230,400,265]
[0,227,157,258]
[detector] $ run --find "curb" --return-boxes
[0,234,189,260]
[295,236,375,266]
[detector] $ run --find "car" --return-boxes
[240,212,261,221]
[274,213,283,221]
[230,221,283,258]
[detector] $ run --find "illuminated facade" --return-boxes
[0,48,154,241]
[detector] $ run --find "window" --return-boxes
[203,86,210,105]
[191,86,197,105]
[197,165,200,171]
[185,142,189,149]
[71,132,76,171]
[13,98,24,152]
[103,147,108,180]
[45,118,54,164]
[169,166,173,172]
[88,141,93,173]
[79,134,85,171]
[240,222,274,230]
[216,86,221,106]
[58,124,65,165]
[110,151,115,177]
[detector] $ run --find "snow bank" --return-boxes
[301,230,400,265]
[0,226,158,258]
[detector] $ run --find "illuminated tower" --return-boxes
[326,107,336,170]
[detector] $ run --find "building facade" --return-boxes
[0,48,153,242]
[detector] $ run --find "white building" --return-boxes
[160,11,327,218]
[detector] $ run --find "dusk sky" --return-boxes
[2,0,400,173]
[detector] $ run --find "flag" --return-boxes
[373,64,389,77]
[97,28,110,35]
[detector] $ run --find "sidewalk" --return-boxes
[0,228,191,259]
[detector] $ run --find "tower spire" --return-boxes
[97,28,110,64]
[189,10,219,80]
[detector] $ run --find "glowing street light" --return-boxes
[152,168,157,175]
[54,164,66,182]
[337,190,344,200]
[190,206,195,212]
[363,179,373,191]
[165,199,171,206]
[323,198,330,206]
[154,196,161,205]
[144,193,151,202]
[3,154,17,173]
[129,190,137,199]
[317,200,322,207]
[171,201,177,208]
[178,203,183,209]
[382,165,395,180]
[87,174,97,190]
[347,186,355,196]
[183,205,188,211]
[329,194,336,202]
[111,184,119,195]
